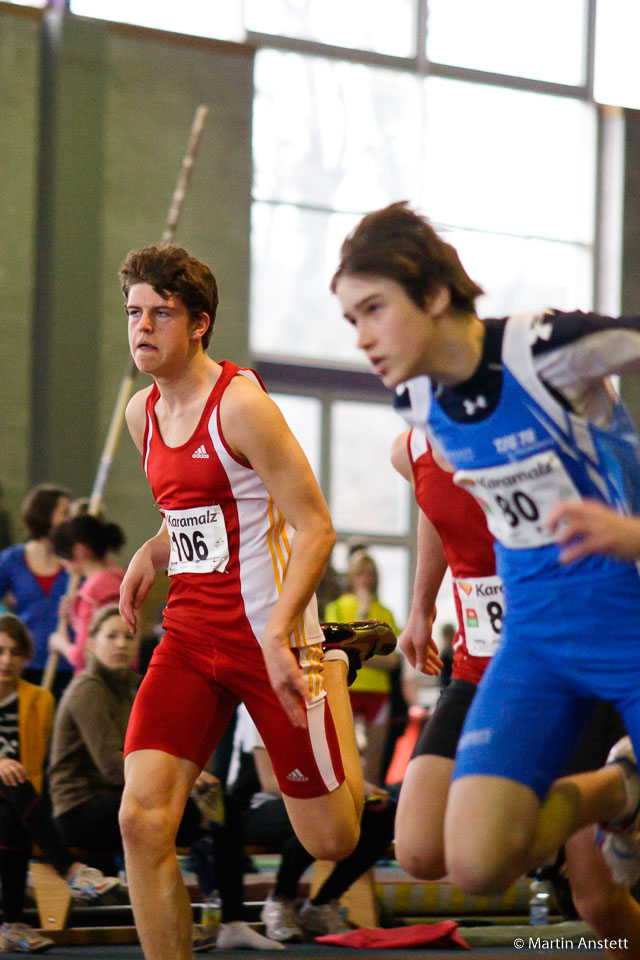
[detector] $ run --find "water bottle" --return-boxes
[529,876,551,925]
[201,890,221,938]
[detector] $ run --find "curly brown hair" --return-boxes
[120,245,218,350]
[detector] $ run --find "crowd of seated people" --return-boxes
[0,480,431,956]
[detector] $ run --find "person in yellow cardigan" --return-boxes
[325,552,399,784]
[0,613,119,954]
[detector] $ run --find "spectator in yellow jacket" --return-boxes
[325,552,399,784]
[0,613,119,954]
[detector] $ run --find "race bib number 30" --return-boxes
[165,505,230,576]
[454,450,581,549]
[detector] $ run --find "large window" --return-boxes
[55,0,627,636]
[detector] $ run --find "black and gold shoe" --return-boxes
[321,620,396,685]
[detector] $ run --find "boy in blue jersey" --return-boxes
[332,201,640,956]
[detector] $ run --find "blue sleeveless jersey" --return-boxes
[403,313,640,588]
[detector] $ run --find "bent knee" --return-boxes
[395,837,445,881]
[446,838,530,895]
[118,794,177,853]
[305,824,360,862]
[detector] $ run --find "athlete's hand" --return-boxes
[119,544,160,633]
[398,608,442,675]
[547,498,640,563]
[261,636,310,729]
[0,757,27,787]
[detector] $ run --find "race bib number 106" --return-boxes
[165,504,230,576]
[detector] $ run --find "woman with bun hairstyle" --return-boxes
[49,515,126,673]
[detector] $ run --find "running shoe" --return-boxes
[321,620,396,685]
[298,899,350,937]
[0,923,53,953]
[261,896,304,942]
[599,737,640,885]
[66,864,121,901]
[192,924,218,952]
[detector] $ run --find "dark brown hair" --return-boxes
[0,613,34,660]
[120,245,218,350]
[331,201,483,313]
[21,484,70,540]
[52,515,125,561]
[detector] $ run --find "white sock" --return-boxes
[322,649,349,669]
[217,921,285,950]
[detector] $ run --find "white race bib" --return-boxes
[454,450,581,549]
[452,574,504,656]
[165,504,229,575]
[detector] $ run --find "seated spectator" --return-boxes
[49,515,126,673]
[0,613,119,955]
[49,605,201,866]
[0,484,72,693]
[227,707,396,943]
[47,604,217,951]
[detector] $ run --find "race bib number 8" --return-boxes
[454,450,581,549]
[165,505,230,576]
[453,575,504,657]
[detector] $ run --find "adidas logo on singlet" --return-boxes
[191,445,210,459]
[286,768,308,783]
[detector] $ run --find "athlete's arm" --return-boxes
[221,377,336,728]
[532,311,640,387]
[547,498,640,563]
[391,433,445,675]
[401,511,447,674]
[120,387,170,632]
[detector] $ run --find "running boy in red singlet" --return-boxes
[391,427,499,879]
[117,245,378,960]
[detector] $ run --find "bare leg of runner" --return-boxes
[395,754,453,879]
[565,826,640,960]
[119,750,198,960]
[284,656,363,860]
[445,764,628,893]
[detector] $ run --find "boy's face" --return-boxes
[336,275,439,389]
[126,283,205,377]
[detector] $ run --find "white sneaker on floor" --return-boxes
[261,896,304,942]
[0,923,54,953]
[216,921,284,950]
[600,736,640,885]
[66,864,121,901]
[298,899,350,937]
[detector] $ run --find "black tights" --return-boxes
[0,780,74,923]
[196,791,397,921]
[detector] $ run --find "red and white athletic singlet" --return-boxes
[143,361,323,665]
[408,428,502,685]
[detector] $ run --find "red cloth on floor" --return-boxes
[316,921,470,949]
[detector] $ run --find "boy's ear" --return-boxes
[191,313,211,342]
[425,284,451,318]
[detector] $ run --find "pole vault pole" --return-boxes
[41,105,210,691]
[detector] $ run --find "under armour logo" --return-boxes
[528,315,553,346]
[463,395,487,416]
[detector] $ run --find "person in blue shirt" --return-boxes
[0,484,72,692]
[331,201,640,958]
